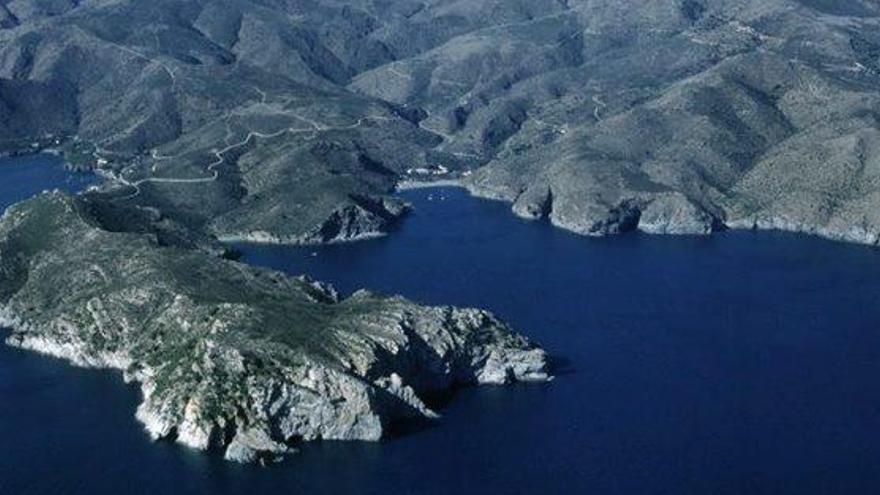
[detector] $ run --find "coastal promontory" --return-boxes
[0,192,549,463]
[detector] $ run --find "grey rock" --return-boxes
[638,194,716,236]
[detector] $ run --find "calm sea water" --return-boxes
[3,159,880,494]
[0,153,95,212]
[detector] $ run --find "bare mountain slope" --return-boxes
[1,0,880,244]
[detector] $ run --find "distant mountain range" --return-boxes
[2,0,879,244]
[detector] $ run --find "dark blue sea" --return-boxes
[0,153,95,212]
[3,156,880,494]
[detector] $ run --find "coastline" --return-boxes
[406,179,880,251]
[216,230,389,247]
[395,178,463,191]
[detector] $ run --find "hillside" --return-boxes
[1,0,878,243]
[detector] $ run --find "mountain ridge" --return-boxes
[3,0,880,245]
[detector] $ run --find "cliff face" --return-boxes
[211,194,411,246]
[448,2,880,245]
[0,192,549,463]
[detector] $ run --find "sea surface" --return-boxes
[3,157,880,494]
[0,153,95,212]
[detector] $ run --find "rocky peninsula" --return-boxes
[0,192,549,463]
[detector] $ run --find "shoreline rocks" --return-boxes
[463,178,880,247]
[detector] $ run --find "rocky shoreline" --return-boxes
[3,299,549,464]
[210,195,411,247]
[462,179,880,247]
[396,178,464,191]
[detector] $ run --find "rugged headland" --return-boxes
[0,192,549,463]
